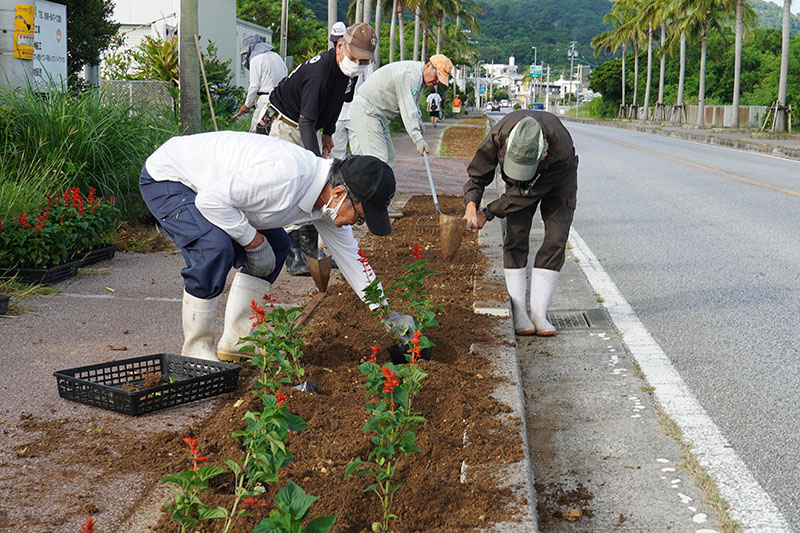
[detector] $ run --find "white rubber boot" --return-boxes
[530,267,559,336]
[181,290,219,361]
[504,268,536,336]
[217,272,272,362]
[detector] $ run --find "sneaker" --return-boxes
[387,205,404,219]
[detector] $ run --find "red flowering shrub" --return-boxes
[0,187,119,270]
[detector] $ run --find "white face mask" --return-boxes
[339,55,360,77]
[321,192,348,223]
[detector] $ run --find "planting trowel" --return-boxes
[304,252,331,293]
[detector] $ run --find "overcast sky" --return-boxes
[761,0,800,14]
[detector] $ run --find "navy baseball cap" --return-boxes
[339,155,396,236]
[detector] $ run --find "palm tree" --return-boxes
[413,4,421,61]
[639,0,678,122]
[399,1,406,60]
[774,0,792,132]
[591,7,630,118]
[732,0,757,127]
[436,0,480,55]
[328,0,337,50]
[671,0,735,127]
[179,0,200,134]
[374,0,382,67]
[389,0,399,61]
[617,0,647,119]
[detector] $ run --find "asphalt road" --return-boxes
[564,120,800,528]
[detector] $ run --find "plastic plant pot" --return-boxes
[0,294,10,315]
[388,344,432,365]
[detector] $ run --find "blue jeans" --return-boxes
[139,168,289,299]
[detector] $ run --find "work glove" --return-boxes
[244,238,276,278]
[384,311,417,346]
[415,138,429,156]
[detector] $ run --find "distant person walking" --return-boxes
[236,34,287,134]
[452,94,462,116]
[463,110,578,336]
[426,90,441,127]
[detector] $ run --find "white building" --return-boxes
[105,0,274,90]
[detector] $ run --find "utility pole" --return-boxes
[179,0,201,134]
[568,41,577,117]
[280,0,289,59]
[531,46,537,103]
[545,65,550,111]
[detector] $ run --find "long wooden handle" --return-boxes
[194,34,218,132]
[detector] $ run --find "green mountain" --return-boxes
[750,0,800,34]
[472,0,613,69]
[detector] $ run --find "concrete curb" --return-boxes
[560,115,800,161]
[473,191,539,532]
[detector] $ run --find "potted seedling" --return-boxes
[359,245,443,364]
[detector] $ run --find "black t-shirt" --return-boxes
[268,48,356,136]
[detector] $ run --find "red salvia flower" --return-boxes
[275,390,287,407]
[250,299,266,326]
[406,330,422,365]
[182,436,199,456]
[382,366,399,394]
[243,496,267,507]
[81,515,96,533]
[356,248,374,280]
[263,294,276,308]
[369,345,380,363]
[87,187,97,205]
[16,213,31,229]
[412,243,425,261]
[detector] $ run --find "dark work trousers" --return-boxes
[139,168,290,299]
[500,163,578,271]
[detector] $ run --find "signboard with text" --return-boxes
[531,65,542,79]
[32,0,67,90]
[13,4,35,60]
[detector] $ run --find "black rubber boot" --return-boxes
[299,225,319,258]
[286,230,310,276]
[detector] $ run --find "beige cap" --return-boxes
[343,23,377,61]
[429,54,453,85]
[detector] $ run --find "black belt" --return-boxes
[257,91,270,96]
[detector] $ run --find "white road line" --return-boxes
[60,293,181,303]
[568,228,790,532]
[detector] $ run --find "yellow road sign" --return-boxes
[13,4,35,60]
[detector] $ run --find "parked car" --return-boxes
[486,101,500,112]
[499,99,510,108]
[529,102,545,110]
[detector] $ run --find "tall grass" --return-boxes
[0,82,179,220]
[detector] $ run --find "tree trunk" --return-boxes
[422,26,428,62]
[676,32,686,123]
[399,4,405,60]
[732,0,742,128]
[389,0,398,62]
[774,0,791,132]
[621,41,627,109]
[436,11,443,55]
[697,22,707,127]
[632,41,639,118]
[356,0,363,24]
[658,22,666,117]
[374,0,382,67]
[328,0,337,50]
[413,5,421,61]
[364,0,372,25]
[280,0,289,58]
[643,21,652,122]
[179,0,201,134]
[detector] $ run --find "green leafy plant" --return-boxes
[253,481,337,533]
[240,295,306,388]
[345,342,428,532]
[360,244,444,359]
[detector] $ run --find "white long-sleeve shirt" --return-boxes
[145,131,376,300]
[351,61,425,143]
[244,51,287,108]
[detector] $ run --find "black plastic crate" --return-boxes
[16,259,80,285]
[74,243,117,268]
[54,353,241,416]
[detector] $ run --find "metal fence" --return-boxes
[100,80,174,111]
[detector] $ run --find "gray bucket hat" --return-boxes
[503,117,548,181]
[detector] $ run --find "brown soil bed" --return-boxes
[442,125,488,157]
[458,116,488,126]
[1,195,523,532]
